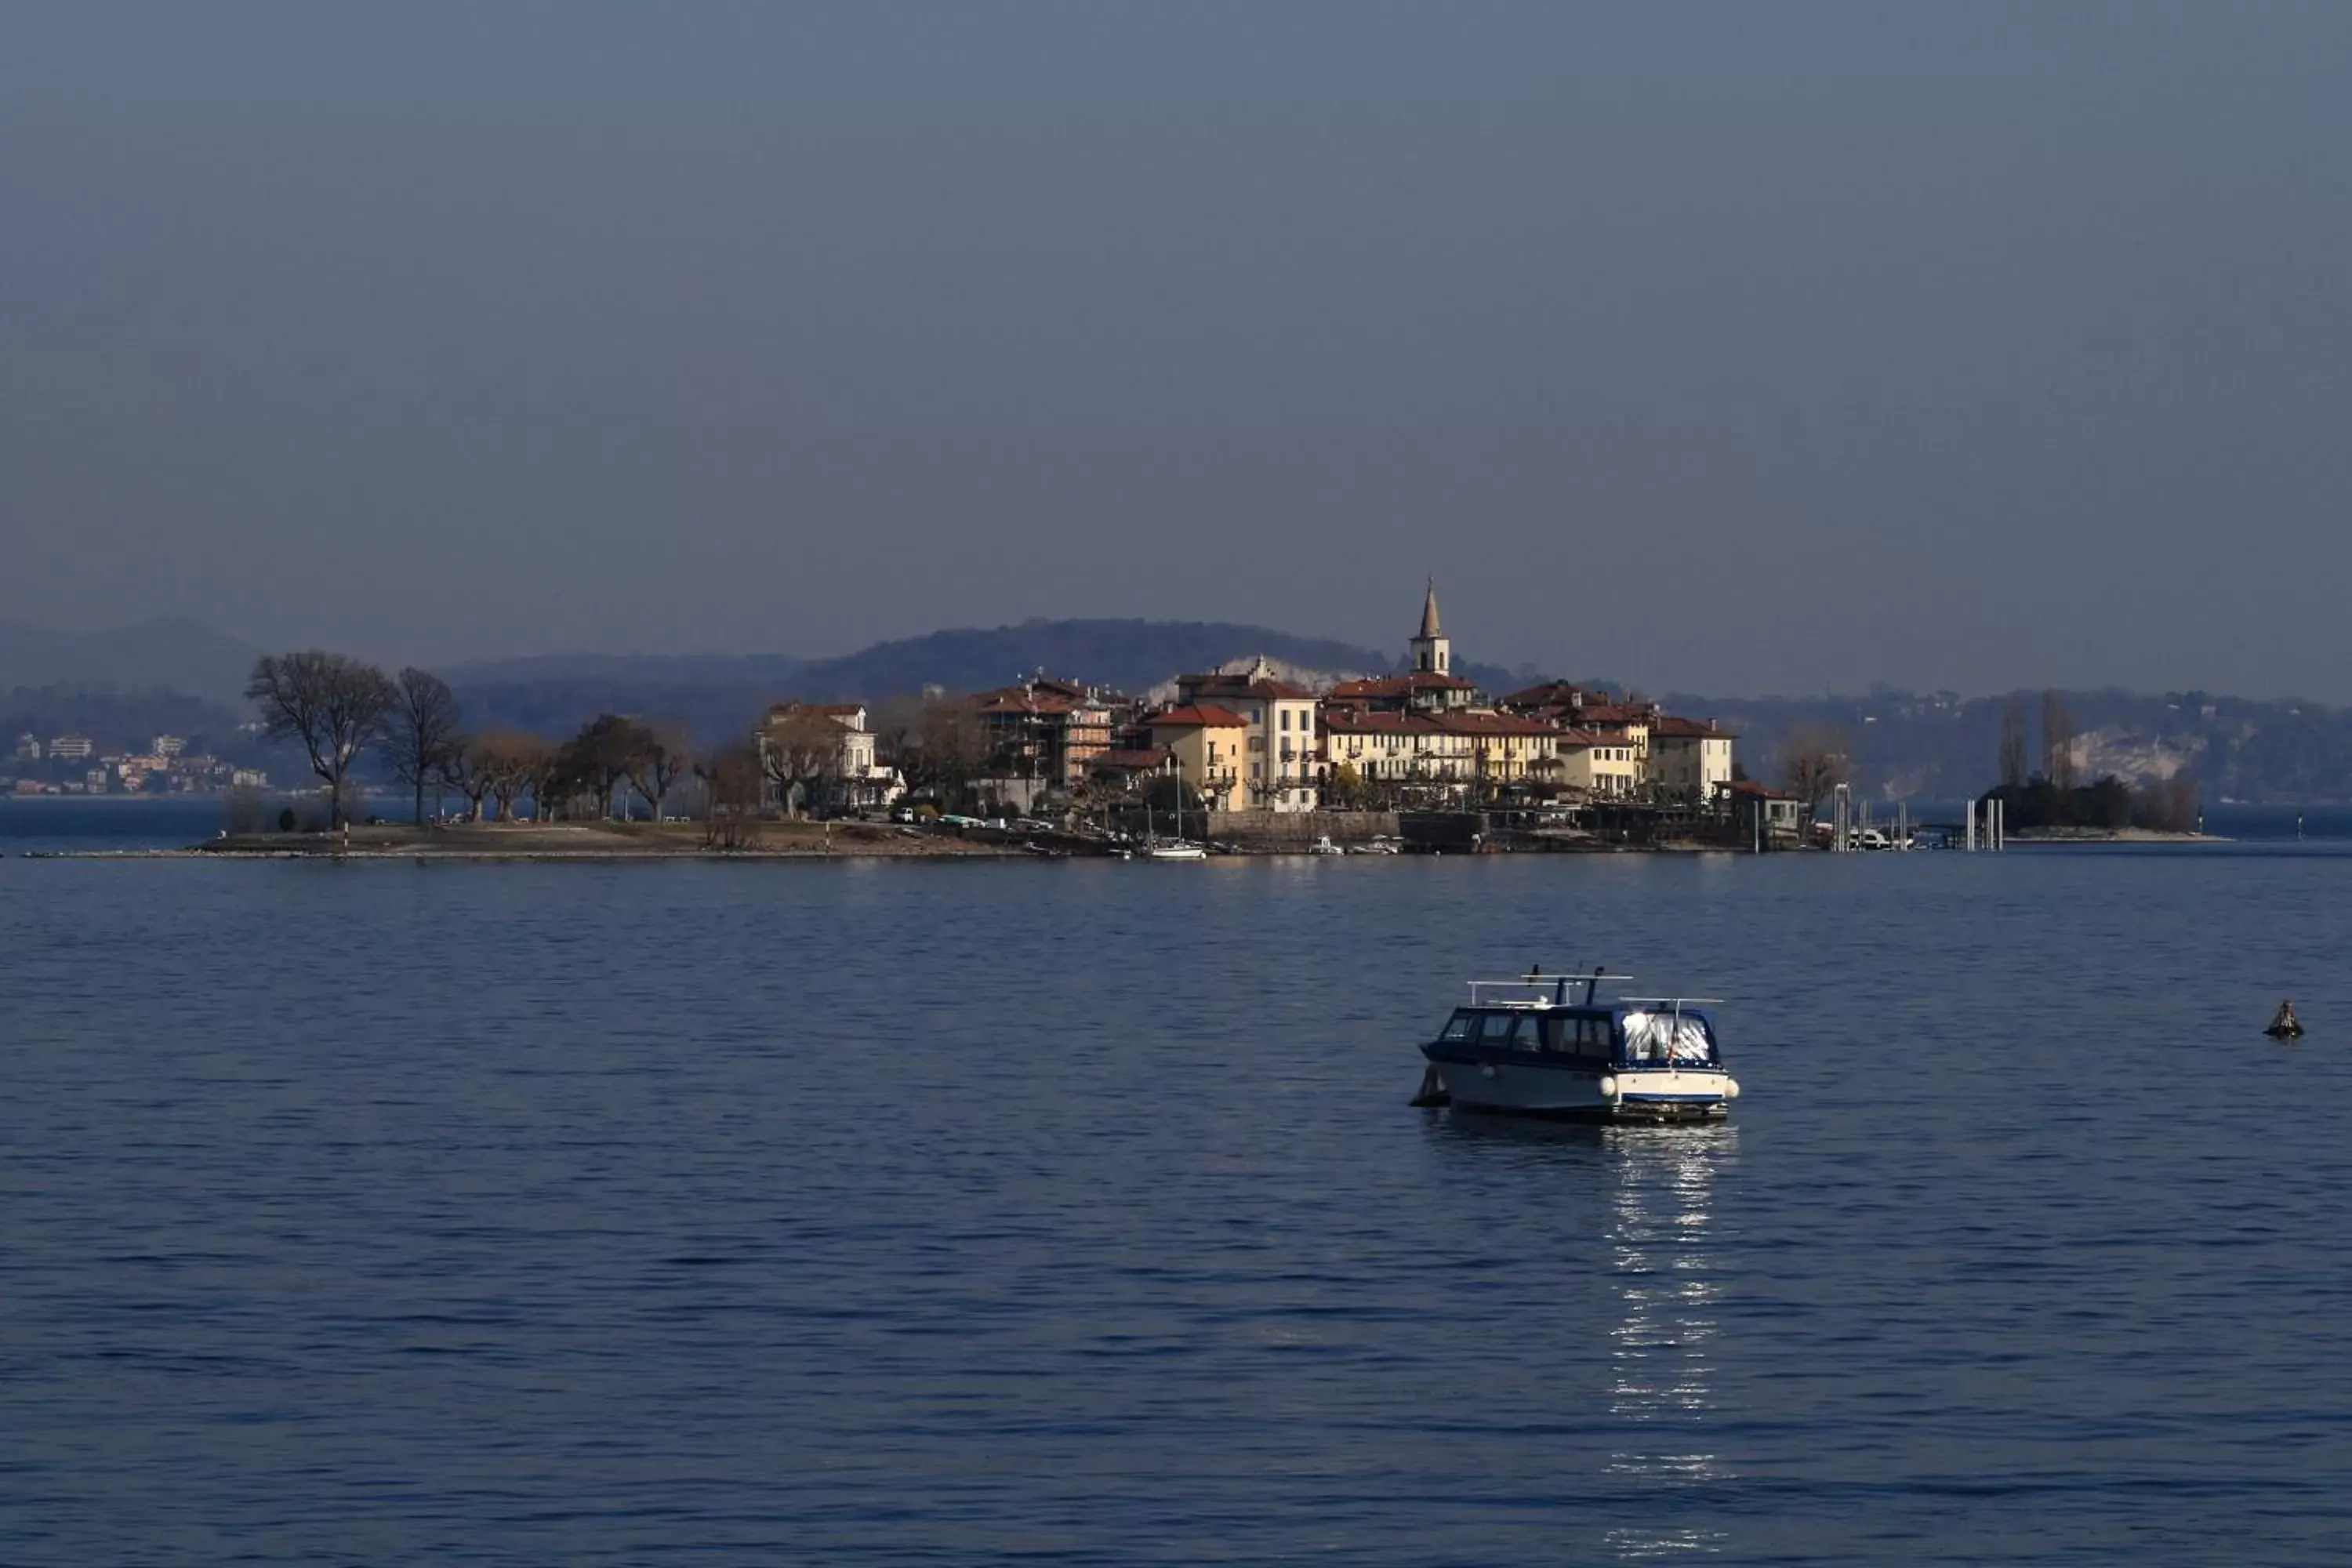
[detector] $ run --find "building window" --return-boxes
[1280,710,1290,732]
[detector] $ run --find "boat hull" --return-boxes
[1424,1053,1732,1121]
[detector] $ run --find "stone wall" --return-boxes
[1204,810,1400,846]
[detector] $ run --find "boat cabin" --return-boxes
[1431,977,1722,1071]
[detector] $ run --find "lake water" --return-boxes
[6,813,2352,1563]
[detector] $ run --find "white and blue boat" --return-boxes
[1416,970,1740,1121]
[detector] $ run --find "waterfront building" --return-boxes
[1083,747,1175,795]
[152,735,186,758]
[1551,728,1643,798]
[1650,717,1737,805]
[758,702,898,811]
[972,677,1116,795]
[1320,707,1559,802]
[1730,780,1806,843]
[1142,705,1247,811]
[49,734,94,761]
[13,733,39,761]
[1174,659,1319,811]
[232,768,270,789]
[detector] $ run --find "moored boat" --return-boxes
[1417,969,1739,1121]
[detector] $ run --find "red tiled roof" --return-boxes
[1323,708,1417,734]
[1430,711,1559,738]
[1322,709,1561,740]
[1729,779,1798,800]
[1328,672,1476,699]
[1146,704,1247,729]
[975,691,1079,716]
[1501,681,1588,709]
[1574,702,1655,726]
[1652,715,1737,739]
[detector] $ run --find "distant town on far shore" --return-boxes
[6,589,2352,816]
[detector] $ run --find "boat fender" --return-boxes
[1479,1064,1496,1078]
[1598,1076,1619,1100]
[1723,1078,1740,1100]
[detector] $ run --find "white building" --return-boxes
[1650,717,1737,804]
[49,734,94,761]
[1174,659,1320,811]
[13,733,40,761]
[757,702,901,812]
[152,735,186,758]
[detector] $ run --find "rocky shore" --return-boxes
[180,820,1029,859]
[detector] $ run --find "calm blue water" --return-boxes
[6,796,2352,855]
[6,826,2352,1562]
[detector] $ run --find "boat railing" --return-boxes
[1467,971,1635,1007]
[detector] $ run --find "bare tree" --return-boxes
[2042,690,2078,790]
[474,731,549,821]
[245,651,397,828]
[868,692,924,775]
[1998,697,2029,789]
[1776,722,1853,808]
[760,707,843,818]
[905,699,988,813]
[697,742,765,848]
[564,714,645,819]
[440,734,492,821]
[623,720,691,825]
[384,667,463,825]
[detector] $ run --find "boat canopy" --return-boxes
[1621,1010,1715,1065]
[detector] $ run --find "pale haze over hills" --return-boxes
[4,8,2350,697]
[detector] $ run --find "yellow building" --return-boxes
[1143,705,1247,811]
[1553,728,1645,798]
[1321,708,1559,800]
[1176,662,1320,811]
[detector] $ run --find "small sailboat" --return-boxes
[1147,757,1207,861]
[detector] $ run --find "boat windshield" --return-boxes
[1439,1010,1478,1043]
[1621,1010,1716,1066]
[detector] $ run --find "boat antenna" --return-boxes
[1584,964,1606,1006]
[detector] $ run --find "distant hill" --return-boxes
[442,619,1411,741]
[0,616,259,706]
[783,618,1399,700]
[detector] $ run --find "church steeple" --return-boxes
[1409,581,1450,675]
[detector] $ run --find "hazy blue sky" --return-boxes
[4,4,2349,695]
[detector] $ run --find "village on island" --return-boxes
[143,583,1824,859]
[766,583,1778,853]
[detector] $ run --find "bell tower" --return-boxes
[1408,581,1450,675]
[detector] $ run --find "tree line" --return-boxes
[242,648,1018,833]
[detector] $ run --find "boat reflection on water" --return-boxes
[1428,1112,1738,1559]
[1601,1121,1735,1559]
